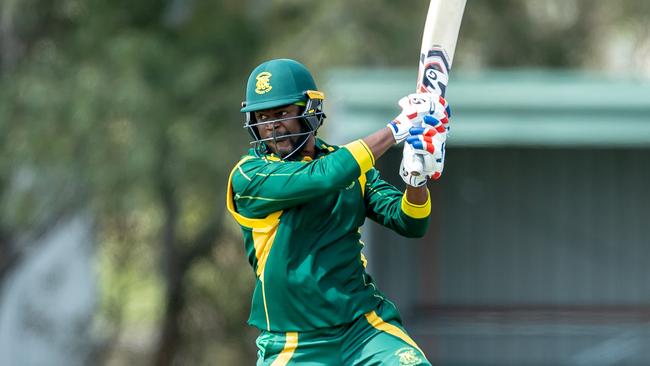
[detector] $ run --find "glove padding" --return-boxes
[400,144,428,187]
[400,141,444,187]
[402,113,448,183]
[388,93,450,144]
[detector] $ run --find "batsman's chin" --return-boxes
[268,141,294,157]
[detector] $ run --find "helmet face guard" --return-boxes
[243,90,326,160]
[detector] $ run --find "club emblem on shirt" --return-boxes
[395,347,422,365]
[255,72,273,94]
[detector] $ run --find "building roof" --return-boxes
[322,69,650,147]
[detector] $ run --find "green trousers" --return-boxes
[256,300,431,366]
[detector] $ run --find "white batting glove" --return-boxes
[405,119,446,180]
[400,144,428,187]
[387,93,449,144]
[402,95,450,178]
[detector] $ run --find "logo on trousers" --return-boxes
[395,347,422,365]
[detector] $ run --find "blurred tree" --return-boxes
[1,0,649,365]
[1,0,257,364]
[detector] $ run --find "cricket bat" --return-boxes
[408,0,467,175]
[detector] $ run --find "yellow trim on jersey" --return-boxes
[260,274,271,330]
[364,311,425,356]
[227,156,283,228]
[359,171,367,197]
[358,227,368,268]
[344,139,375,174]
[270,332,299,366]
[360,252,368,268]
[227,156,283,330]
[253,225,280,276]
[400,190,431,219]
[264,154,282,162]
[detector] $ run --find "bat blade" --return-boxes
[417,0,467,97]
[408,0,466,176]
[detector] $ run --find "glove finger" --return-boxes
[408,127,425,136]
[432,144,443,159]
[431,143,446,181]
[406,135,436,154]
[423,115,446,133]
[408,126,438,138]
[433,107,449,125]
[441,113,449,127]
[408,134,437,145]
[422,153,435,174]
[422,113,449,133]
[431,160,444,180]
[422,115,440,127]
[421,135,437,145]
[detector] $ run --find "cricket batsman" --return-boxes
[226,59,450,365]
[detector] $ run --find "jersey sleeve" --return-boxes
[363,168,431,238]
[229,140,375,218]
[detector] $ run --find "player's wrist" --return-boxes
[406,179,427,188]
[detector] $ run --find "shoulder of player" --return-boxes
[230,155,259,179]
[229,153,287,188]
[230,140,349,186]
[316,138,340,153]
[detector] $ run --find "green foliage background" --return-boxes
[1,0,648,365]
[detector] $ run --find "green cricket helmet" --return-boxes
[241,59,326,159]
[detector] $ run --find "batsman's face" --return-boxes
[255,104,304,157]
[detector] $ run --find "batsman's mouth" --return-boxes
[273,134,292,142]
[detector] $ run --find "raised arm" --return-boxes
[229,140,374,218]
[363,168,431,238]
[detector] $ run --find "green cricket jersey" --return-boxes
[226,138,431,332]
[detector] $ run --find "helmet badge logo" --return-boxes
[255,72,273,94]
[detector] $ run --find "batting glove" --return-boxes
[404,112,449,180]
[400,144,428,187]
[388,93,450,144]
